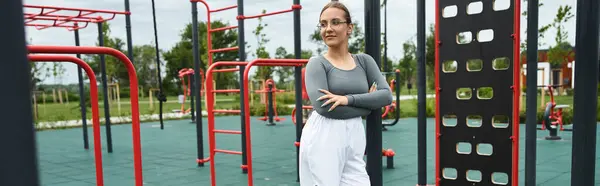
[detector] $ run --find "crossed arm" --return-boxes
[304,55,393,120]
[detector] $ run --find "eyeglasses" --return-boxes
[317,19,348,29]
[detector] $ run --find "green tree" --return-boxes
[397,39,417,89]
[273,46,313,85]
[84,22,129,86]
[547,5,574,69]
[251,10,274,81]
[520,0,552,52]
[162,20,239,95]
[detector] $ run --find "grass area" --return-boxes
[34,87,599,126]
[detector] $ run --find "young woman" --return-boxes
[299,1,393,185]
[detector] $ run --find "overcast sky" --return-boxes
[23,0,577,85]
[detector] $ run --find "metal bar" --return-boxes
[150,0,165,129]
[525,0,538,185]
[210,46,239,53]
[28,55,104,186]
[74,28,89,150]
[97,22,113,153]
[191,1,204,167]
[365,0,383,185]
[213,89,240,93]
[293,0,302,182]
[213,129,242,134]
[237,0,248,176]
[215,149,243,155]
[210,5,238,13]
[212,68,239,73]
[213,110,241,114]
[416,0,426,184]
[239,6,299,20]
[210,25,238,32]
[512,1,522,185]
[0,1,39,184]
[23,5,130,15]
[571,0,599,185]
[27,45,145,186]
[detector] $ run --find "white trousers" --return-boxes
[299,111,371,186]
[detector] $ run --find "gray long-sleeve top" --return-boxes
[304,53,393,119]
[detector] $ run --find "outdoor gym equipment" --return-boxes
[27,45,144,186]
[538,84,569,140]
[204,58,306,186]
[23,4,129,152]
[382,69,401,130]
[435,0,521,185]
[254,79,286,125]
[177,68,195,114]
[28,55,104,186]
[191,1,304,177]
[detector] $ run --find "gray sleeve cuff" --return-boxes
[346,95,355,105]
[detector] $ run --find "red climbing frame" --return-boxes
[204,59,307,186]
[28,55,104,186]
[242,59,307,186]
[23,4,129,30]
[27,45,144,186]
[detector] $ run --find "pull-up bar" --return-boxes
[23,4,129,30]
[27,45,144,186]
[28,55,104,186]
[237,5,302,20]
[24,4,134,153]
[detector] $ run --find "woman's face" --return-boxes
[319,7,352,48]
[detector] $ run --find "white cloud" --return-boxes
[23,0,577,84]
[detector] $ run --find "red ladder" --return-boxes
[193,0,240,165]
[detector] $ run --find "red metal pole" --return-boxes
[28,55,104,186]
[26,45,144,186]
[242,59,306,186]
[512,0,522,185]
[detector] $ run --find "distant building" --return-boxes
[520,48,575,90]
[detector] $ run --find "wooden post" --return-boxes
[58,88,63,104]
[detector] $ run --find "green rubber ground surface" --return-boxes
[36,116,599,185]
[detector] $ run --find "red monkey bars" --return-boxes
[204,59,307,186]
[27,45,144,186]
[23,4,129,30]
[28,55,105,186]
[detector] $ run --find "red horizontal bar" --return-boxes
[25,22,89,31]
[210,47,239,53]
[213,110,241,114]
[212,89,240,93]
[215,149,242,155]
[213,129,242,134]
[212,67,240,73]
[210,25,238,32]
[197,157,211,163]
[237,5,301,20]
[24,4,130,15]
[211,5,238,13]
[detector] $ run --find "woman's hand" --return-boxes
[317,89,348,112]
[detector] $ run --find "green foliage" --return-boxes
[547,5,574,69]
[252,10,274,81]
[396,39,417,88]
[162,20,239,96]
